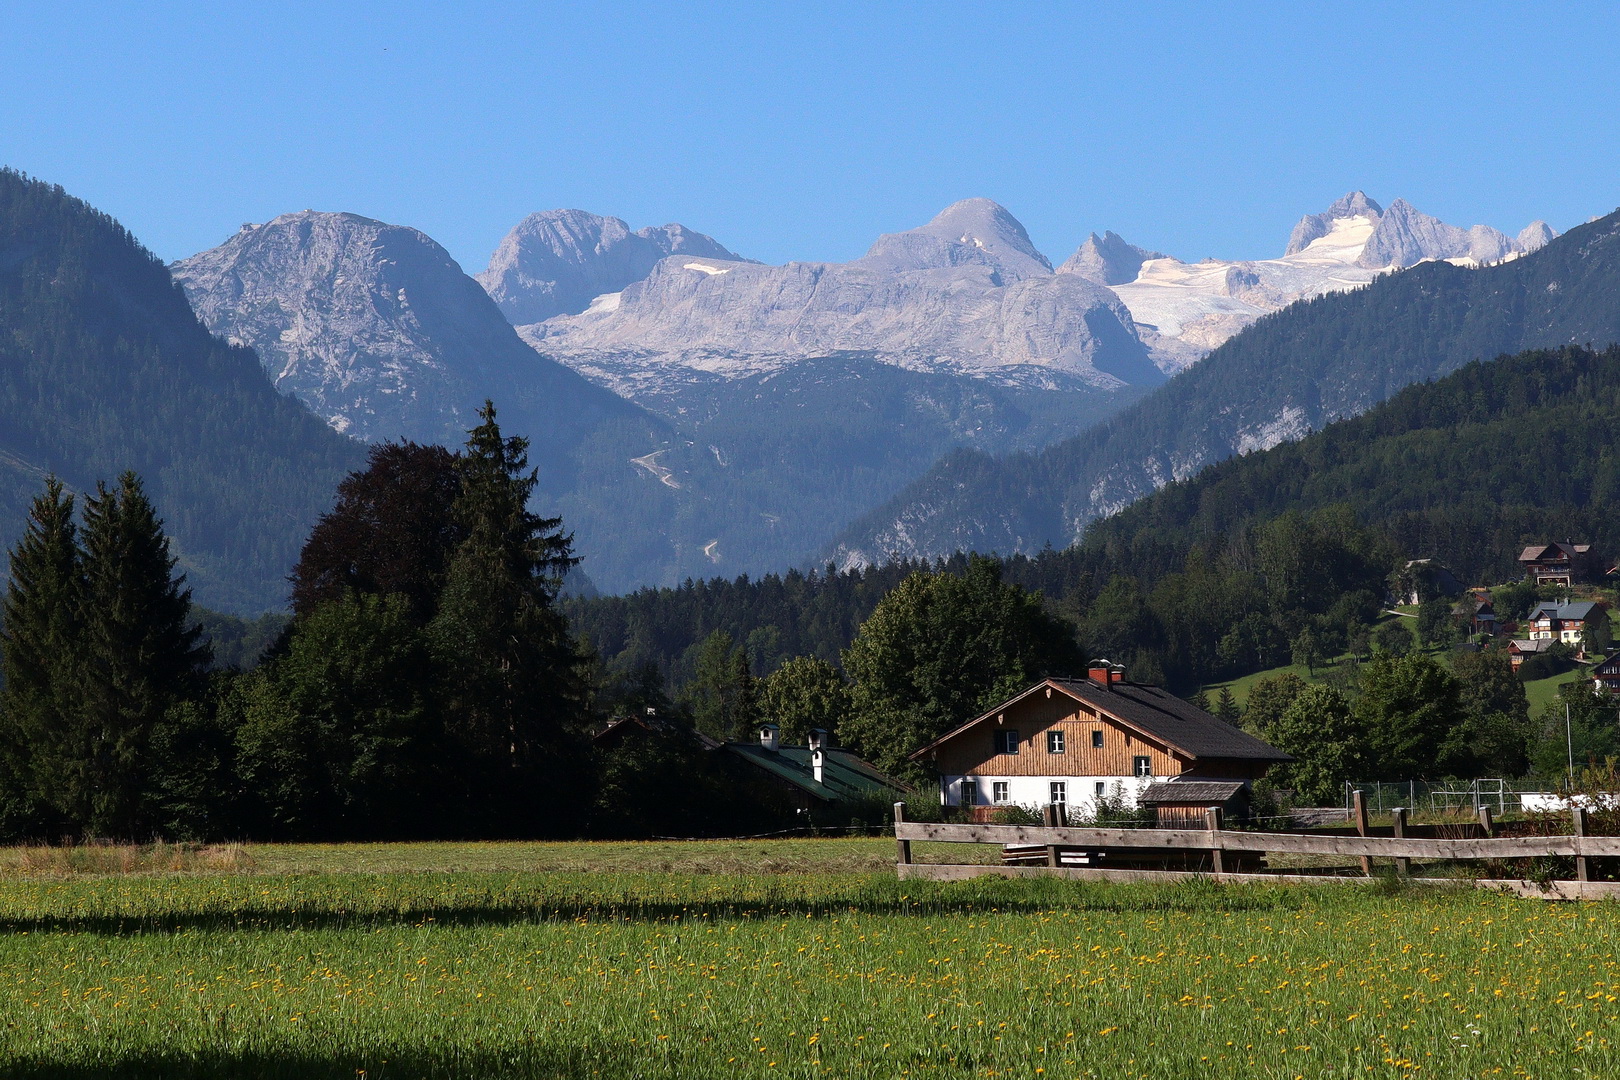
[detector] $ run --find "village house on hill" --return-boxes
[1524,600,1609,656]
[1519,542,1602,588]
[908,665,1290,821]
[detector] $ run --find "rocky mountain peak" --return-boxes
[1284,191,1386,256]
[172,209,639,445]
[1057,230,1168,285]
[1518,220,1559,252]
[857,198,1053,282]
[476,209,744,324]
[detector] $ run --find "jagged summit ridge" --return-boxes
[1058,231,1168,286]
[476,209,745,325]
[1089,192,1559,370]
[523,199,1163,391]
[1285,191,1384,255]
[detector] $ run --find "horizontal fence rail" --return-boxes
[891,800,1617,901]
[893,821,1619,860]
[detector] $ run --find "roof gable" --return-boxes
[910,678,1291,763]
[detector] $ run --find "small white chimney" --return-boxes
[759,724,780,752]
[808,728,828,784]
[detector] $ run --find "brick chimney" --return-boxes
[1086,660,1122,690]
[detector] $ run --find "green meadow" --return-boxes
[2,841,1618,1078]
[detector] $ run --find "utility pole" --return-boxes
[1566,701,1575,788]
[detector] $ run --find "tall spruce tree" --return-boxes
[428,402,585,833]
[73,472,209,837]
[0,477,82,837]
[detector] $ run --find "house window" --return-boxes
[1095,781,1106,796]
[1091,729,1104,749]
[1133,755,1153,777]
[992,781,1009,803]
[997,730,1020,755]
[1049,781,1067,806]
[961,779,979,806]
[1047,730,1066,753]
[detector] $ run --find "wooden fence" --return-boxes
[892,799,1620,900]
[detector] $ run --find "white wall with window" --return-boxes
[940,774,1160,815]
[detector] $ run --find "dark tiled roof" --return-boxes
[912,678,1292,763]
[725,744,911,803]
[1138,781,1248,805]
[1047,679,1291,761]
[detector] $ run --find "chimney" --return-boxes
[808,728,828,783]
[759,724,780,753]
[1087,660,1122,690]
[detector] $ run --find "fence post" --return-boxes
[1353,790,1372,876]
[1477,804,1494,838]
[1043,804,1061,868]
[1392,807,1410,877]
[1205,806,1226,875]
[1574,805,1590,883]
[893,802,912,866]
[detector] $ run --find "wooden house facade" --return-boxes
[908,667,1290,820]
[1519,543,1601,588]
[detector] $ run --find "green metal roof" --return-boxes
[725,744,910,803]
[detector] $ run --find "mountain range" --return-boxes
[2,168,1589,608]
[169,189,1554,595]
[830,204,1620,568]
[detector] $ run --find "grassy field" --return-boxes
[4,841,1620,1077]
[1207,648,1581,715]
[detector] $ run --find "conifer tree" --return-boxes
[72,472,209,837]
[0,477,82,836]
[428,402,585,832]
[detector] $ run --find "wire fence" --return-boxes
[1342,779,1546,816]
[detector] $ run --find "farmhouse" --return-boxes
[908,665,1290,820]
[1519,542,1601,588]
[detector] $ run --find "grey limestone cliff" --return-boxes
[476,209,745,325]
[172,210,647,447]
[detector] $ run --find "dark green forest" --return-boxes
[0,170,365,612]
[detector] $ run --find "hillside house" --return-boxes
[1519,542,1601,588]
[1394,559,1464,605]
[1593,653,1620,695]
[1507,638,1555,672]
[1526,600,1608,656]
[1454,592,1499,636]
[907,666,1291,820]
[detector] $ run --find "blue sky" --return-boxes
[4,2,1617,271]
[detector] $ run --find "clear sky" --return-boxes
[4,2,1617,271]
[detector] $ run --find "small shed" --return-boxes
[1137,780,1249,829]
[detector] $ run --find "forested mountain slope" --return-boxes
[0,170,365,612]
[830,207,1620,567]
[1083,344,1620,586]
[575,343,1620,695]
